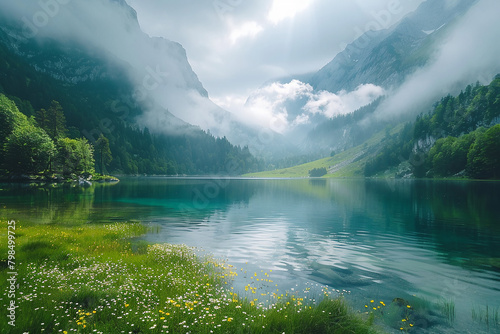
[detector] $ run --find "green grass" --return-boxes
[0,219,377,333]
[472,304,500,328]
[245,125,404,179]
[439,299,456,324]
[91,174,120,182]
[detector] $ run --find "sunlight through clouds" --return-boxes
[268,0,315,25]
[230,21,264,44]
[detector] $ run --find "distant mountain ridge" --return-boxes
[288,0,483,156]
[309,0,479,93]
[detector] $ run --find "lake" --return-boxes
[1,177,500,333]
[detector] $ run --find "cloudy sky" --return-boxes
[5,0,497,142]
[126,0,425,101]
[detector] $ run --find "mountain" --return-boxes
[289,0,485,156]
[245,0,484,162]
[0,1,260,175]
[247,75,500,180]
[364,75,500,179]
[0,0,269,143]
[309,0,479,93]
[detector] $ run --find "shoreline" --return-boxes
[0,174,119,184]
[0,219,377,333]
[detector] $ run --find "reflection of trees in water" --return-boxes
[1,183,106,224]
[309,179,327,187]
[361,180,500,229]
[88,178,259,223]
[362,180,500,265]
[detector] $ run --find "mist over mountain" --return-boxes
[245,0,500,156]
[374,0,500,122]
[309,0,479,93]
[1,0,499,167]
[0,0,256,143]
[0,0,264,175]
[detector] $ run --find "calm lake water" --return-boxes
[1,177,500,333]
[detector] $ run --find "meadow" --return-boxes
[0,219,377,333]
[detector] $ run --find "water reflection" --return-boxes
[0,182,98,224]
[1,178,500,333]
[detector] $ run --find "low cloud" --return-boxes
[304,84,385,118]
[215,80,384,134]
[217,80,312,134]
[376,0,500,121]
[248,80,313,106]
[0,0,236,136]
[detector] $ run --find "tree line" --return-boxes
[0,38,260,176]
[0,95,114,177]
[365,75,500,179]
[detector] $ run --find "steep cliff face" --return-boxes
[0,0,212,132]
[309,0,478,93]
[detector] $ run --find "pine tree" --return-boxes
[37,101,67,140]
[95,134,112,174]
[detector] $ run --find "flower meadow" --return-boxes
[0,220,376,333]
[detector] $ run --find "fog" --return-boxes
[374,0,500,121]
[1,0,498,155]
[0,0,232,137]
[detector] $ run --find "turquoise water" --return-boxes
[1,177,500,333]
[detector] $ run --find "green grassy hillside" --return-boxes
[245,124,404,178]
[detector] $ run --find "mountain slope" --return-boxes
[0,2,260,175]
[309,0,479,93]
[0,0,263,146]
[248,0,482,162]
[249,76,500,179]
[278,0,482,159]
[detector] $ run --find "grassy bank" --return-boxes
[0,220,377,333]
[244,125,404,179]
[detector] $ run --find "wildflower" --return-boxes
[228,318,233,322]
[370,300,374,303]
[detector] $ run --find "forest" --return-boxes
[0,39,260,176]
[0,95,95,177]
[365,76,500,179]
